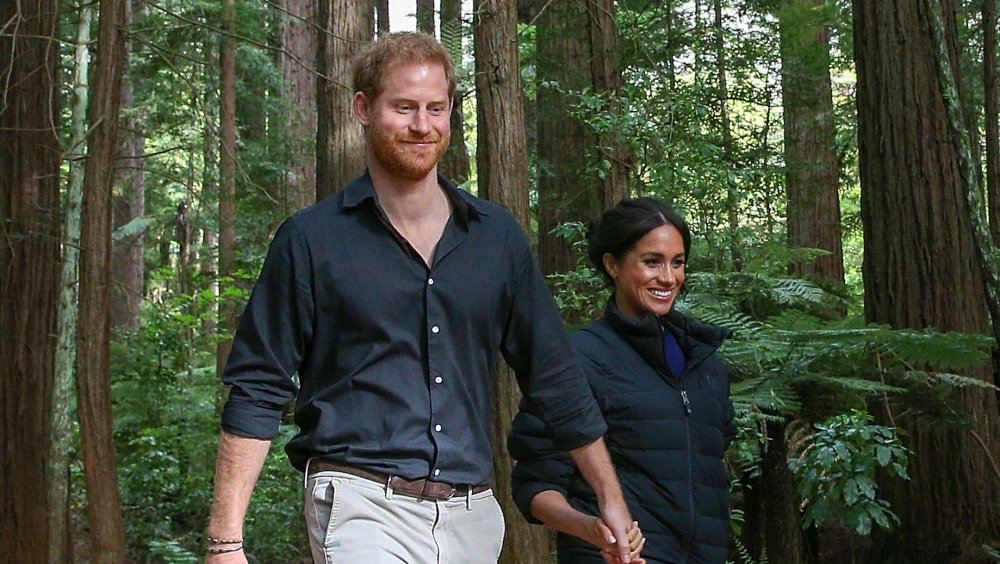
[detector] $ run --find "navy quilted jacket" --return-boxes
[510,299,736,564]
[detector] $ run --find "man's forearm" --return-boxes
[207,431,271,539]
[568,437,625,505]
[569,437,633,562]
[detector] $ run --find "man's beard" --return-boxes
[369,121,449,181]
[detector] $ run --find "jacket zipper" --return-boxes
[683,378,695,562]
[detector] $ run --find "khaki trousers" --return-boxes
[304,469,505,564]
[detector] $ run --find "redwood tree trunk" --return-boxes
[0,1,62,560]
[112,0,145,332]
[438,0,471,184]
[587,0,631,208]
[854,0,1000,560]
[780,0,844,282]
[474,1,549,562]
[417,0,435,34]
[279,0,317,211]
[78,0,129,560]
[376,0,389,35]
[218,0,238,376]
[986,0,1000,247]
[537,0,602,277]
[713,0,743,272]
[316,0,372,199]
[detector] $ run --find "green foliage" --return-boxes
[110,283,308,562]
[788,410,910,535]
[546,221,609,323]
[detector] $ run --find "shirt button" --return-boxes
[435,376,443,384]
[428,278,435,285]
[431,325,440,334]
[435,424,442,432]
[434,469,441,476]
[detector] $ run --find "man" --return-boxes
[205,32,635,563]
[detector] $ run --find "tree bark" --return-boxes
[0,1,63,560]
[439,0,471,184]
[926,0,1000,353]
[474,2,550,561]
[985,0,1000,247]
[218,0,238,377]
[713,0,743,272]
[417,0,435,34]
[587,0,632,209]
[111,0,145,332]
[537,0,602,277]
[316,0,372,199]
[779,0,844,282]
[279,0,317,211]
[77,0,129,559]
[854,0,1000,560]
[376,0,389,35]
[50,4,94,561]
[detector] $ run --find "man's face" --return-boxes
[356,62,451,181]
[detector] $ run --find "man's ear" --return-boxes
[353,92,371,126]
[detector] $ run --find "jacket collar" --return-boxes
[602,296,730,377]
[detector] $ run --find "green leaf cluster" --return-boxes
[788,410,910,535]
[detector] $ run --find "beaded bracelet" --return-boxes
[207,536,243,545]
[207,544,244,554]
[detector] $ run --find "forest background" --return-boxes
[3,0,1000,562]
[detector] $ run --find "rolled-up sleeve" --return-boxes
[500,233,606,451]
[221,218,314,439]
[508,406,578,523]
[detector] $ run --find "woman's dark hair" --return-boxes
[587,197,691,285]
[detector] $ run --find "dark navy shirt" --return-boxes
[221,172,607,485]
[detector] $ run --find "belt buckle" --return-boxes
[422,480,456,501]
[441,484,456,500]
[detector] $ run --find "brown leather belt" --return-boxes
[308,460,490,501]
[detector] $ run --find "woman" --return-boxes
[510,197,737,564]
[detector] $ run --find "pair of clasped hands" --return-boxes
[589,518,647,564]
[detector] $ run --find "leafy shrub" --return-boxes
[788,410,910,535]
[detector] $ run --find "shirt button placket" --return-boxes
[427,274,445,479]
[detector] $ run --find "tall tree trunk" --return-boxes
[78,0,129,560]
[474,2,550,561]
[854,1,1000,561]
[780,0,844,282]
[111,0,145,332]
[417,0,435,34]
[587,0,632,208]
[203,37,220,345]
[713,0,743,272]
[986,0,1000,247]
[537,0,602,277]
[376,0,389,35]
[218,0,238,378]
[926,0,1000,378]
[439,0,471,184]
[0,1,62,560]
[316,0,372,199]
[50,4,94,561]
[279,0,318,211]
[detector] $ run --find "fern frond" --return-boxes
[793,373,907,394]
[903,371,999,390]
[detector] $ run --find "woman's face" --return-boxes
[604,223,686,321]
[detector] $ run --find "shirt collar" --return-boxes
[341,170,491,228]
